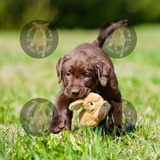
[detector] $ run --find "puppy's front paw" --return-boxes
[49,117,66,134]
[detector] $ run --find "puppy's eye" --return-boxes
[66,72,71,76]
[90,102,93,105]
[83,73,90,79]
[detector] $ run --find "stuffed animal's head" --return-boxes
[69,93,110,112]
[69,93,111,128]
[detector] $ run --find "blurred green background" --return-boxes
[0,0,160,29]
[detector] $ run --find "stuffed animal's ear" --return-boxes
[98,101,111,120]
[96,61,111,87]
[69,100,84,111]
[103,101,111,112]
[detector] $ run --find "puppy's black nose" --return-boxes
[71,88,80,97]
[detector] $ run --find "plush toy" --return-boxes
[69,93,111,128]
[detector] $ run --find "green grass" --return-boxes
[0,25,160,160]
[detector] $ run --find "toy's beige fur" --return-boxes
[69,93,111,128]
[30,22,49,57]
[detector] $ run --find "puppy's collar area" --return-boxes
[95,89,100,94]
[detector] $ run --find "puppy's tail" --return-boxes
[93,20,127,48]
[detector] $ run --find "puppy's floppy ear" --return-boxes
[56,56,67,83]
[96,61,111,87]
[56,57,63,83]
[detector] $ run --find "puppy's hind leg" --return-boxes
[108,100,123,135]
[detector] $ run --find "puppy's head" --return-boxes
[56,50,111,100]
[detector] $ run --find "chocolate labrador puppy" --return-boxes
[49,20,127,134]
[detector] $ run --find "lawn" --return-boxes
[0,25,160,160]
